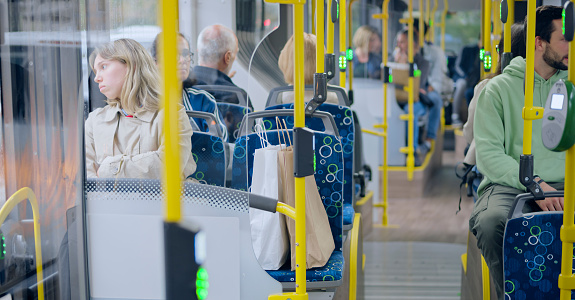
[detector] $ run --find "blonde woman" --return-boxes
[352,25,382,79]
[278,33,339,104]
[85,38,196,180]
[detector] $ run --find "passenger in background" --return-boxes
[352,25,382,79]
[278,33,339,104]
[151,33,228,142]
[463,23,526,167]
[85,38,196,180]
[451,41,481,126]
[469,6,567,299]
[393,29,435,165]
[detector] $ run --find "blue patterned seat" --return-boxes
[230,126,344,284]
[504,194,575,299]
[266,103,356,229]
[266,251,344,282]
[217,103,252,143]
[187,111,227,186]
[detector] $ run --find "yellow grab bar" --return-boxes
[441,0,448,52]
[339,0,347,88]
[327,0,334,54]
[0,187,44,300]
[316,0,325,73]
[503,0,515,54]
[406,0,415,180]
[430,0,438,44]
[419,0,425,48]
[522,0,537,155]
[160,0,183,223]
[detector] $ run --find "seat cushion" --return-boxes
[504,212,575,299]
[343,203,355,226]
[266,250,344,282]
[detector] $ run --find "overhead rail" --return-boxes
[559,2,575,299]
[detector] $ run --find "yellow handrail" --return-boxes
[160,0,182,223]
[419,0,425,48]
[372,0,391,226]
[481,255,491,300]
[407,0,415,180]
[559,3,575,299]
[339,0,347,88]
[0,187,44,300]
[348,0,358,91]
[266,1,308,299]
[425,0,430,43]
[430,0,438,44]
[327,0,334,54]
[503,0,514,54]
[522,0,537,156]
[441,0,448,52]
[317,0,325,73]
[491,0,501,74]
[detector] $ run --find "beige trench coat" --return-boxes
[85,104,196,180]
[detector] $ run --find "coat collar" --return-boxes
[103,104,156,123]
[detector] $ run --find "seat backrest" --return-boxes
[265,103,355,205]
[231,113,344,250]
[217,103,252,143]
[504,192,574,299]
[194,84,251,108]
[187,111,227,186]
[265,85,351,107]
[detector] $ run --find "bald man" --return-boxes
[194,24,239,87]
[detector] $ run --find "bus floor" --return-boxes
[363,149,474,299]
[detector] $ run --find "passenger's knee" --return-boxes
[474,211,507,247]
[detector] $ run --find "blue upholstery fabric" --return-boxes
[217,103,252,143]
[266,104,355,225]
[266,250,344,282]
[343,203,355,226]
[231,130,344,250]
[504,212,575,299]
[189,132,226,186]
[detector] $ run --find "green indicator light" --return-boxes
[563,9,566,36]
[346,49,353,61]
[414,69,421,77]
[429,19,433,27]
[500,3,502,20]
[389,75,393,83]
[339,55,347,69]
[480,49,485,61]
[484,54,492,70]
[313,154,316,172]
[337,2,340,19]
[196,267,209,300]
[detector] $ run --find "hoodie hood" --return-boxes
[503,56,566,83]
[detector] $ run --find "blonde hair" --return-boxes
[353,25,379,54]
[89,38,160,114]
[278,33,317,85]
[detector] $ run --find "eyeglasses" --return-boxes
[178,50,194,63]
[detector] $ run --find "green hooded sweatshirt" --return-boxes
[474,56,566,195]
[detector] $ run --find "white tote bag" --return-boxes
[249,126,290,270]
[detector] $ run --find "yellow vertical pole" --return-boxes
[425,0,430,42]
[559,4,575,299]
[419,0,424,47]
[312,0,316,35]
[441,0,448,52]
[430,0,438,44]
[406,0,415,180]
[504,0,515,54]
[327,0,334,54]
[481,255,491,300]
[317,0,325,73]
[160,0,182,223]
[339,0,347,88]
[522,0,535,156]
[491,0,501,74]
[348,0,357,91]
[381,0,390,224]
[560,148,575,299]
[294,2,307,296]
[480,0,485,79]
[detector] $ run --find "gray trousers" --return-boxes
[469,182,564,300]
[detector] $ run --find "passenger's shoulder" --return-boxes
[185,87,216,100]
